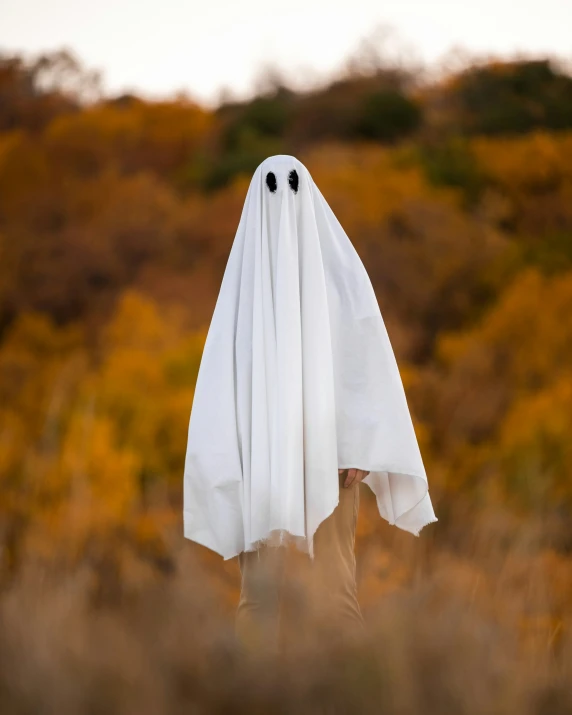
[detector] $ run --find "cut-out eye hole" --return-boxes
[288,169,299,193]
[266,171,277,192]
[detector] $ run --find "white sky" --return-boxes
[1,0,571,107]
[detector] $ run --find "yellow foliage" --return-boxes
[438,269,572,392]
[499,376,572,506]
[431,268,572,504]
[45,99,213,178]
[471,131,572,237]
[0,292,204,569]
[305,143,457,237]
[472,130,572,191]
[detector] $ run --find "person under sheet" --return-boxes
[183,154,437,645]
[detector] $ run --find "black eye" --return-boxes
[288,169,299,193]
[266,171,277,192]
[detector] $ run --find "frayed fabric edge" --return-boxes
[240,489,341,562]
[241,529,310,559]
[407,515,439,537]
[185,472,437,561]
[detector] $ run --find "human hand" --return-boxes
[338,468,370,488]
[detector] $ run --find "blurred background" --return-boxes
[1,1,572,712]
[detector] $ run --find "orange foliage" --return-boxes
[1,59,572,693]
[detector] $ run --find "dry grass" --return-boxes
[1,495,571,715]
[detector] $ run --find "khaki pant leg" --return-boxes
[235,542,286,653]
[311,472,365,635]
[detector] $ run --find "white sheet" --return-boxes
[183,154,437,559]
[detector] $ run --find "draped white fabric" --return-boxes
[183,154,437,559]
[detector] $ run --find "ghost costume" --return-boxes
[183,154,437,560]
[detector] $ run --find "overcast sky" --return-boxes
[2,0,571,107]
